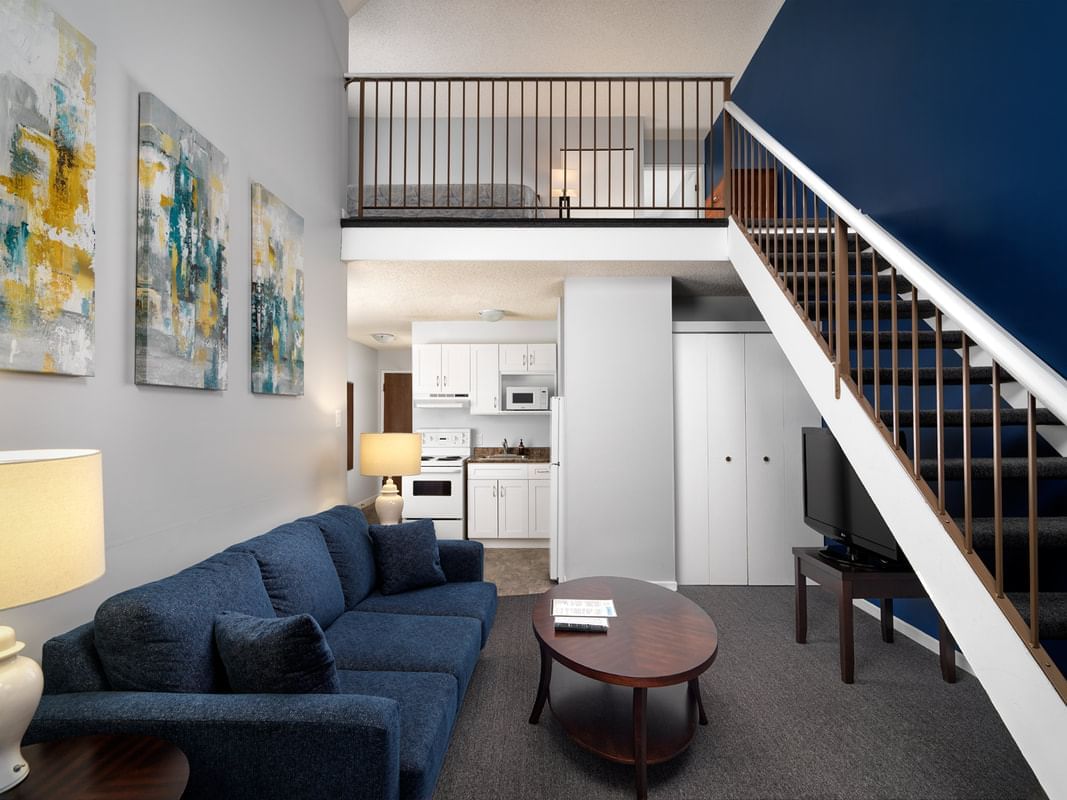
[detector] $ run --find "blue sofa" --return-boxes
[25,506,497,800]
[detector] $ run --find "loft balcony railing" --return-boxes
[724,101,1067,703]
[343,74,732,222]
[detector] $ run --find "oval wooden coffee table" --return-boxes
[529,576,718,799]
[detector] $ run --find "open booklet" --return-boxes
[552,598,617,618]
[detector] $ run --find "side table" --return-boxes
[6,734,189,799]
[793,546,958,684]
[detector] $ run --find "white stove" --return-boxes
[405,429,471,539]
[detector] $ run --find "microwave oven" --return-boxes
[505,386,549,411]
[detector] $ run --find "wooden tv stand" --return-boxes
[792,547,957,684]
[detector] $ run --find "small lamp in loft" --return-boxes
[360,433,422,525]
[0,449,106,792]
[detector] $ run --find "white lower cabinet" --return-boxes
[674,332,822,585]
[466,463,550,540]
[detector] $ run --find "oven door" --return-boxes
[405,467,464,520]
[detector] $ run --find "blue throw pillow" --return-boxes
[214,612,340,694]
[369,519,448,596]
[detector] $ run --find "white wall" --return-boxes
[347,341,380,504]
[562,277,676,584]
[377,347,412,373]
[1,0,349,658]
[348,0,783,78]
[411,320,555,447]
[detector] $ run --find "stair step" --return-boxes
[1008,593,1067,639]
[861,330,965,349]
[971,517,1067,550]
[808,298,938,319]
[920,457,1067,480]
[879,408,1061,427]
[856,366,1000,386]
[791,271,914,294]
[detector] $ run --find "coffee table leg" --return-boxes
[633,687,648,800]
[881,598,895,643]
[795,556,807,644]
[689,677,708,725]
[528,640,553,724]
[839,586,855,684]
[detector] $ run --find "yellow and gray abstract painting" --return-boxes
[135,92,229,390]
[0,0,96,376]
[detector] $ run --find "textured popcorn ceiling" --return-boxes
[347,259,743,347]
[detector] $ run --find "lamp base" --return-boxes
[0,627,43,793]
[374,478,405,525]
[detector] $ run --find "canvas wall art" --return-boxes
[135,92,229,389]
[250,182,304,395]
[0,0,96,376]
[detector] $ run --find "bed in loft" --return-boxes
[346,183,542,219]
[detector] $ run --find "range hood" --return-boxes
[414,394,470,409]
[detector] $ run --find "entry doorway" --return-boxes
[379,371,413,493]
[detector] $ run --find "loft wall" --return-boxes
[1,0,349,658]
[729,0,1067,377]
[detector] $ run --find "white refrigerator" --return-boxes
[549,396,565,581]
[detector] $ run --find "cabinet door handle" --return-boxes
[530,351,535,366]
[444,374,448,388]
[493,485,497,498]
[493,396,497,409]
[523,353,527,368]
[725,456,732,463]
[763,456,770,462]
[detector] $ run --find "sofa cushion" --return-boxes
[215,612,340,694]
[355,582,498,647]
[299,505,377,609]
[369,519,447,596]
[94,551,275,693]
[228,521,345,628]
[338,670,457,800]
[325,611,481,701]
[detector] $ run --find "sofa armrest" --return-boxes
[438,539,484,582]
[27,691,401,800]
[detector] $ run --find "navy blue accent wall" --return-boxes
[729,0,1067,378]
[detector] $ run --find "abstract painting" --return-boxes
[135,92,229,389]
[0,0,96,376]
[250,182,303,395]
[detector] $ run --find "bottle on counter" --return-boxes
[517,438,526,456]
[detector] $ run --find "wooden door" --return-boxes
[382,372,412,494]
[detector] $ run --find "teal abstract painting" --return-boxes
[250,183,303,396]
[135,92,229,390]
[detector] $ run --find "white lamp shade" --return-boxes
[359,434,422,477]
[0,450,105,610]
[551,167,579,190]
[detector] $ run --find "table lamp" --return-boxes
[550,167,579,218]
[359,433,422,524]
[0,450,105,792]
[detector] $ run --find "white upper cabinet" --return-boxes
[499,343,556,374]
[469,344,500,414]
[413,344,470,395]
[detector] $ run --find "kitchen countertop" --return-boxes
[468,446,550,464]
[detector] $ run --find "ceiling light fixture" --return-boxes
[370,332,396,344]
[478,309,505,322]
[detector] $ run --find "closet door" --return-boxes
[706,334,749,585]
[674,334,710,584]
[744,334,822,584]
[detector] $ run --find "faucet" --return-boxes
[502,438,510,454]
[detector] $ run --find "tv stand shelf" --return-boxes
[792,547,957,685]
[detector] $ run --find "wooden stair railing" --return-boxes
[724,102,1067,701]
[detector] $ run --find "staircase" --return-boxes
[722,102,1067,795]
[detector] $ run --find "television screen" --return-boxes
[802,427,901,563]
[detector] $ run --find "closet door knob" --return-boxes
[763,456,770,462]
[725,456,732,463]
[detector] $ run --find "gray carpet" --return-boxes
[434,586,1045,800]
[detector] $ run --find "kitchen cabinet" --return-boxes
[413,344,470,395]
[673,332,821,585]
[466,462,549,540]
[499,343,556,374]
[469,344,500,414]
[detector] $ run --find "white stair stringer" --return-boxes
[728,220,1067,798]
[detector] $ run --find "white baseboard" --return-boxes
[478,539,550,550]
[651,580,679,591]
[355,495,378,510]
[854,599,974,676]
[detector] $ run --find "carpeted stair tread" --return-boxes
[808,298,937,318]
[920,457,1067,480]
[861,330,966,349]
[791,272,914,295]
[970,517,1067,550]
[856,366,1001,386]
[1007,592,1067,639]
[879,408,1061,427]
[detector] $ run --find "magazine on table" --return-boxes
[552,599,617,618]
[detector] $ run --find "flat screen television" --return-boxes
[801,427,905,567]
